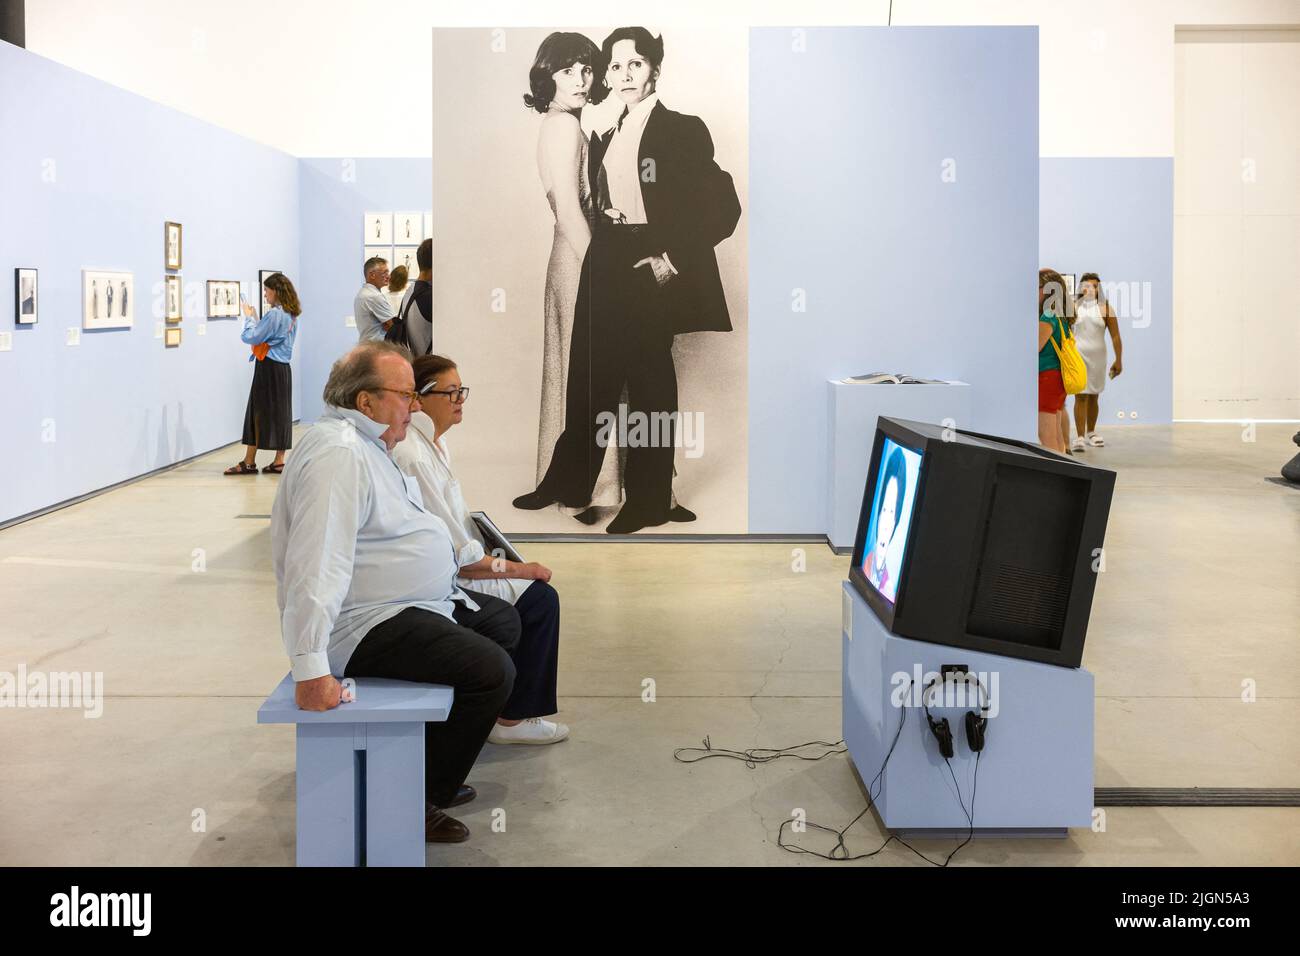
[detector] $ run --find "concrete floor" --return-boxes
[1,423,1297,866]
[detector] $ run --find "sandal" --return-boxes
[224,461,259,475]
[262,463,285,474]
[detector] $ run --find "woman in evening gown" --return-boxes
[526,31,624,520]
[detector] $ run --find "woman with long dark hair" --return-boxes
[224,273,301,475]
[523,31,624,522]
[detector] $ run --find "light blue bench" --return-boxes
[258,673,454,867]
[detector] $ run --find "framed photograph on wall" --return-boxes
[364,212,392,245]
[164,221,183,270]
[207,279,240,319]
[394,212,422,244]
[423,211,433,241]
[15,268,37,325]
[82,270,134,330]
[258,270,281,318]
[164,326,182,348]
[165,274,182,322]
[392,246,419,276]
[1063,272,1076,298]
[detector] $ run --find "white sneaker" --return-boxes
[1071,437,1086,452]
[488,717,570,746]
[1086,432,1105,447]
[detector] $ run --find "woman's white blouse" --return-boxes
[393,412,533,605]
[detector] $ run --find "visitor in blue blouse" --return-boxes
[225,273,302,475]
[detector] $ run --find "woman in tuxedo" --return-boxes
[524,32,624,523]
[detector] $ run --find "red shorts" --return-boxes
[1038,369,1065,413]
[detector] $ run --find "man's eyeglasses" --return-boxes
[371,387,421,404]
[418,384,470,404]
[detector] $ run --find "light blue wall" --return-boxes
[1039,158,1174,425]
[747,27,1040,533]
[297,159,432,424]
[0,41,299,525]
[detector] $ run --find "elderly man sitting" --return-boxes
[271,341,520,843]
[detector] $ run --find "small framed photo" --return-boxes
[164,275,183,322]
[258,270,281,318]
[207,279,240,319]
[15,268,37,325]
[164,221,183,270]
[82,270,134,330]
[164,326,182,348]
[365,212,393,245]
[394,212,422,244]
[392,246,419,276]
[1063,272,1076,298]
[423,211,433,241]
[363,246,392,270]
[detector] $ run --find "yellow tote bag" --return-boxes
[1049,319,1088,395]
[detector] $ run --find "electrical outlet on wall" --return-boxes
[345,315,356,328]
[66,328,81,346]
[197,323,206,335]
[155,322,164,339]
[0,332,12,352]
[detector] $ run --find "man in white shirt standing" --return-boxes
[353,256,396,342]
[271,341,520,843]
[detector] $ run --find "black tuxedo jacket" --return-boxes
[591,101,741,335]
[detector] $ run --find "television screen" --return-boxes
[848,417,1116,668]
[858,437,923,604]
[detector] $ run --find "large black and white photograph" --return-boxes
[432,26,749,534]
[81,269,134,330]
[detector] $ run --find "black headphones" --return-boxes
[922,669,991,759]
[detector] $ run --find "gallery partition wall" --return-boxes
[1173,27,1300,422]
[0,42,299,526]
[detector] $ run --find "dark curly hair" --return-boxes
[879,447,908,542]
[523,32,607,114]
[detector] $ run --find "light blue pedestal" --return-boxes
[258,674,454,867]
[826,380,971,551]
[841,582,1093,835]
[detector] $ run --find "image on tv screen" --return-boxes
[861,437,923,605]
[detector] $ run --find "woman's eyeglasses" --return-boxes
[418,384,470,403]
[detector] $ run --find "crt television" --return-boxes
[848,417,1116,668]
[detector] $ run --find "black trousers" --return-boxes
[343,591,519,807]
[538,224,678,522]
[503,580,561,720]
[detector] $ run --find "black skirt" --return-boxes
[242,358,293,450]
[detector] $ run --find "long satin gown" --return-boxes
[536,116,624,509]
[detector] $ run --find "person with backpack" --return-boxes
[225,273,301,475]
[385,238,433,355]
[1037,268,1086,454]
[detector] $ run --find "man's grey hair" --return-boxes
[322,342,413,409]
[363,256,388,278]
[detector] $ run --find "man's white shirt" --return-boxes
[271,405,477,681]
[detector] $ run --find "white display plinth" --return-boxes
[842,581,1094,835]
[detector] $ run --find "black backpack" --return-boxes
[384,288,416,349]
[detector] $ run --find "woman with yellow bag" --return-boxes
[224,273,301,475]
[1037,268,1086,454]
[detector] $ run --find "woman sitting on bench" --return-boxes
[394,354,570,745]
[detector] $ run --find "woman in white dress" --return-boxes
[525,31,624,524]
[394,354,569,745]
[1070,272,1124,452]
